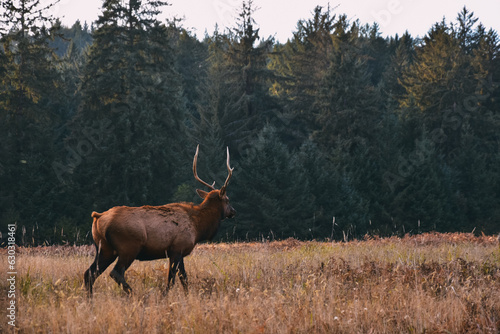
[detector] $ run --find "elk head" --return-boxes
[193,145,236,219]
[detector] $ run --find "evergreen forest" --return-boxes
[1,0,499,245]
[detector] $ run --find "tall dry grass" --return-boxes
[1,233,499,333]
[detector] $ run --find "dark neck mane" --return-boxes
[194,194,223,242]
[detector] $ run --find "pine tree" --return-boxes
[173,28,208,116]
[452,8,500,233]
[396,9,500,235]
[67,0,186,210]
[220,0,276,155]
[295,140,368,239]
[190,0,277,182]
[399,14,477,141]
[361,23,391,86]
[0,0,63,241]
[456,6,480,54]
[313,17,383,154]
[269,5,337,143]
[382,31,416,106]
[231,126,314,240]
[50,20,93,58]
[450,121,498,232]
[189,29,240,190]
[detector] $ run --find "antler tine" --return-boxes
[193,145,216,190]
[220,146,234,196]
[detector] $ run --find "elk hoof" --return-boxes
[123,284,132,294]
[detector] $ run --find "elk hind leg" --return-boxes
[84,244,117,296]
[110,256,135,294]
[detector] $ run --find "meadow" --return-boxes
[1,233,499,333]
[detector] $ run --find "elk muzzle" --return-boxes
[226,205,236,219]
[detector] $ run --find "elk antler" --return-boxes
[219,147,234,197]
[193,145,216,190]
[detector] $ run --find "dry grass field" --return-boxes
[1,233,500,333]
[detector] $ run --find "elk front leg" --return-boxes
[167,256,178,290]
[167,255,187,292]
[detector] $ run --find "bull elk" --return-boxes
[84,145,235,295]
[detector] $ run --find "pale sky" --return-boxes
[44,0,500,41]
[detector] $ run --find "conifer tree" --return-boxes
[395,8,500,234]
[313,17,383,153]
[68,0,186,209]
[399,10,489,143]
[389,130,457,233]
[400,21,470,122]
[173,28,208,116]
[382,32,416,105]
[191,0,276,181]
[269,5,337,143]
[220,0,275,155]
[231,126,314,240]
[296,140,369,239]
[0,0,63,239]
[189,29,240,190]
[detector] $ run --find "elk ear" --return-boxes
[196,189,209,199]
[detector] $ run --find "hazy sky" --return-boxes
[44,0,500,41]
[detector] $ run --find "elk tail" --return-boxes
[90,212,103,242]
[91,211,103,221]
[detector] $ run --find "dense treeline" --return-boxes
[1,0,499,245]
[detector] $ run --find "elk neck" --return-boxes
[194,192,224,242]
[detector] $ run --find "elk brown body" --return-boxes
[84,145,235,295]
